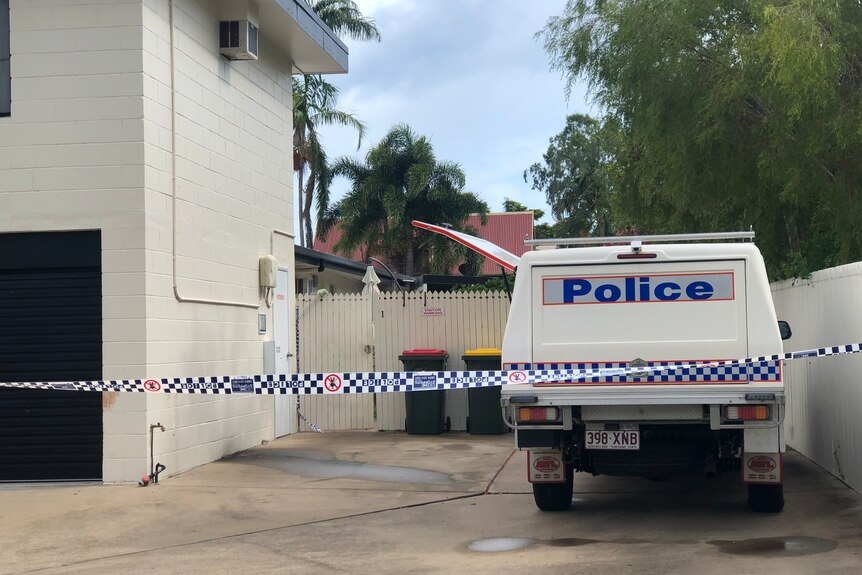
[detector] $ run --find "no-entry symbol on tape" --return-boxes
[508,371,527,384]
[143,379,162,393]
[323,374,342,393]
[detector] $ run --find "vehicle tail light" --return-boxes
[518,406,560,422]
[725,405,770,421]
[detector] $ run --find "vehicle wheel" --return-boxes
[532,466,574,511]
[747,484,784,513]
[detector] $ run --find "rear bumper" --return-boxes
[501,384,785,406]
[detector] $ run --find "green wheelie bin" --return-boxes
[399,348,450,435]
[463,348,508,435]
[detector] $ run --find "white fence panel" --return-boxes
[771,262,862,492]
[296,293,375,431]
[374,291,510,431]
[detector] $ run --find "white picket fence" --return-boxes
[295,290,510,431]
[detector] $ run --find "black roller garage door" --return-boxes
[0,231,103,481]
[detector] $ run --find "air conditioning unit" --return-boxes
[219,20,258,60]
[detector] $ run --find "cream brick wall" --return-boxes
[0,0,150,482]
[1,0,298,483]
[138,0,295,481]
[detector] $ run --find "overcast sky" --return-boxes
[304,0,591,236]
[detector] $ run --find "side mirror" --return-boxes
[778,320,792,341]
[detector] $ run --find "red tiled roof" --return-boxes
[313,212,534,276]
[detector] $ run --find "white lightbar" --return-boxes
[525,231,755,247]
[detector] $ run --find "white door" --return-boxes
[274,268,292,437]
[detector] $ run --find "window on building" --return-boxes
[0,0,9,117]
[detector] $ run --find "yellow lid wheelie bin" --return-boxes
[463,348,507,435]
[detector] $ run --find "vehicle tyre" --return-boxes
[747,484,784,513]
[532,465,574,511]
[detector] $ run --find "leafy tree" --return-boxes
[533,223,557,240]
[540,0,862,278]
[320,124,489,276]
[293,0,380,248]
[452,274,514,293]
[502,198,545,221]
[524,114,615,238]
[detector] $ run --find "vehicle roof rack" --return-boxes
[524,231,755,247]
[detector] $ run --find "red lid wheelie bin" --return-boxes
[399,349,449,435]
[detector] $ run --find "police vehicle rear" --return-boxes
[413,222,789,513]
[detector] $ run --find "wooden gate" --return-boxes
[296,293,375,431]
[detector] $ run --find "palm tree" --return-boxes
[294,0,381,247]
[307,0,382,42]
[319,124,489,276]
[293,76,365,248]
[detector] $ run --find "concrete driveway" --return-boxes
[2,431,861,575]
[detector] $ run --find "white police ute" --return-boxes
[413,222,790,513]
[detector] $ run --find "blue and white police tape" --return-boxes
[0,341,860,395]
[296,406,323,433]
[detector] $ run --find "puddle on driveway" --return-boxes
[467,535,836,556]
[708,536,837,557]
[543,537,602,547]
[229,448,454,485]
[467,537,598,553]
[468,538,538,552]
